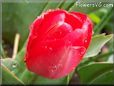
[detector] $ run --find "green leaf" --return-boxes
[1,47,26,78]
[85,34,113,58]
[88,13,101,24]
[90,70,114,84]
[1,58,18,71]
[2,2,48,50]
[0,67,2,85]
[43,0,63,12]
[107,55,114,63]
[77,62,114,84]
[1,64,24,85]
[0,44,7,58]
[60,0,76,11]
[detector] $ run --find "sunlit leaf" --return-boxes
[85,34,113,58]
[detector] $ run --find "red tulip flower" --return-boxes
[24,9,93,79]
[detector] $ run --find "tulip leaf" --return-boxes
[43,0,63,12]
[1,47,26,78]
[0,67,2,85]
[2,2,48,50]
[1,64,24,85]
[88,13,101,24]
[84,34,113,58]
[1,45,7,58]
[77,62,114,84]
[1,58,19,71]
[60,0,76,11]
[90,70,114,84]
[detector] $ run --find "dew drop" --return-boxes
[80,51,84,55]
[44,46,48,49]
[12,63,17,68]
[49,47,53,51]
[49,65,58,73]
[59,32,62,34]
[84,39,87,43]
[58,64,62,68]
[52,65,57,71]
[72,46,86,56]
[80,48,86,55]
[68,41,72,44]
[50,69,54,73]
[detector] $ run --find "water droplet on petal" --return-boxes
[58,21,64,25]
[49,64,61,73]
[52,65,57,71]
[49,66,56,73]
[50,69,54,73]
[59,32,62,35]
[84,39,87,43]
[44,46,48,49]
[80,47,86,56]
[72,46,86,56]
[80,51,84,55]
[58,64,62,68]
[49,47,53,51]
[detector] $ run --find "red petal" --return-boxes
[26,37,86,78]
[69,12,93,48]
[25,39,66,77]
[44,22,73,40]
[36,10,66,38]
[70,12,87,23]
[65,12,82,30]
[50,46,86,78]
[30,15,43,35]
[65,29,84,46]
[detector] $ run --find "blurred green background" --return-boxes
[1,0,114,85]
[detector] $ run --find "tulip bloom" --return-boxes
[25,9,93,79]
